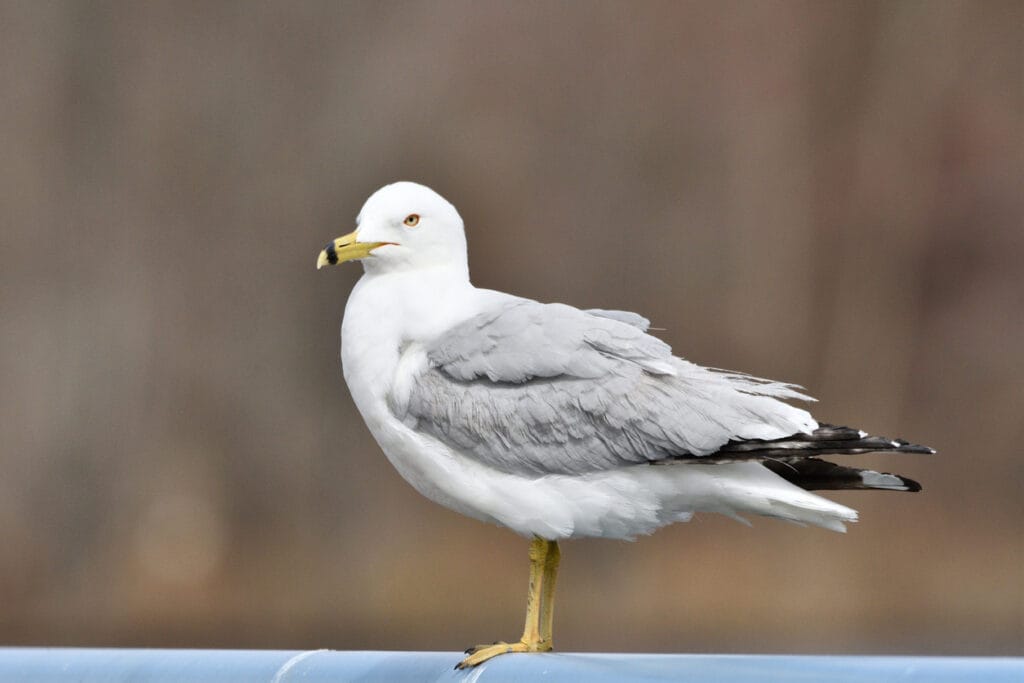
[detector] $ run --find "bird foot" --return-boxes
[456,638,551,669]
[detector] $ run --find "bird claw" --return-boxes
[455,639,549,669]
[463,641,500,654]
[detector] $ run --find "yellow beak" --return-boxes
[316,230,393,269]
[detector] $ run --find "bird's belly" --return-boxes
[349,376,856,539]
[360,409,711,540]
[358,406,499,523]
[366,413,859,539]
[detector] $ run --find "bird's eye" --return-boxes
[403,214,420,227]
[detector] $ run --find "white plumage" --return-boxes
[319,181,930,668]
[329,181,865,539]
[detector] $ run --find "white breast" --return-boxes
[340,268,508,523]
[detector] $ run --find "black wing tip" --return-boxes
[818,424,936,454]
[713,424,936,459]
[900,475,923,493]
[891,439,936,455]
[763,457,924,493]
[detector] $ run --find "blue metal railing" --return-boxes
[0,648,1020,682]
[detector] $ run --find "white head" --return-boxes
[317,182,468,277]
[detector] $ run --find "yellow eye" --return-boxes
[403,214,420,227]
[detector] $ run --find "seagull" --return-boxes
[317,181,933,669]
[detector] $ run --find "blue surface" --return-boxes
[0,649,1020,682]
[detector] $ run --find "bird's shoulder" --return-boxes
[423,292,675,383]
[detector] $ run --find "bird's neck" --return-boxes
[361,249,470,282]
[340,266,477,408]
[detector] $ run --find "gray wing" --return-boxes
[584,308,651,330]
[391,299,817,476]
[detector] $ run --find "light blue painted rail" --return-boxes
[0,648,1020,682]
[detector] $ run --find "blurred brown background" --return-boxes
[1,0,1021,657]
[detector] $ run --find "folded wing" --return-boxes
[393,299,834,476]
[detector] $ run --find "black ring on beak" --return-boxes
[323,242,339,265]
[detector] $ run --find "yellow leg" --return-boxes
[518,536,548,646]
[456,537,560,669]
[539,539,560,645]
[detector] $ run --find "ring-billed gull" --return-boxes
[317,181,933,669]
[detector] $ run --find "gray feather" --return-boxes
[394,299,819,476]
[585,308,652,331]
